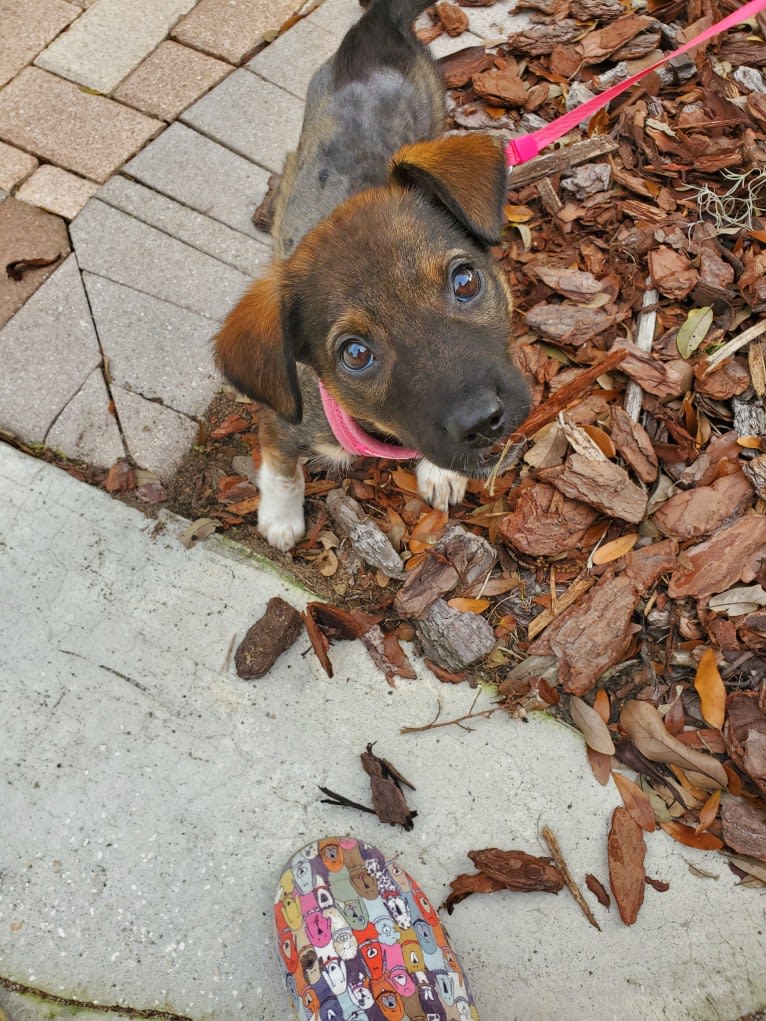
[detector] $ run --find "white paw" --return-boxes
[257,462,305,552]
[416,460,468,510]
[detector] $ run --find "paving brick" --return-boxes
[70,199,250,320]
[114,41,232,122]
[46,366,126,467]
[0,0,79,89]
[0,140,38,193]
[0,255,101,443]
[84,273,221,418]
[124,121,272,238]
[0,68,161,184]
[112,386,198,478]
[16,165,99,220]
[35,0,198,95]
[182,69,303,174]
[304,0,361,40]
[247,18,337,100]
[172,0,301,64]
[0,197,70,329]
[98,175,270,276]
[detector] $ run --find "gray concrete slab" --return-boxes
[70,199,250,321]
[247,17,338,100]
[46,365,126,467]
[111,386,199,477]
[304,0,362,40]
[1,442,764,1021]
[97,176,271,277]
[84,272,221,419]
[0,255,101,444]
[181,69,304,174]
[124,122,273,241]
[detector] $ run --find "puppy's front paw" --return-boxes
[416,460,468,511]
[257,462,306,552]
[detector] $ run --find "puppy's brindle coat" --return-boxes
[215,0,530,551]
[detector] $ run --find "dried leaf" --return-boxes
[447,597,491,613]
[570,695,616,754]
[676,306,714,358]
[585,873,611,908]
[661,821,724,852]
[179,517,218,548]
[592,533,639,565]
[694,648,726,730]
[696,789,722,835]
[620,700,728,790]
[608,806,646,925]
[612,771,657,832]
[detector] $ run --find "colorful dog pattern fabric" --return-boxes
[274,836,479,1020]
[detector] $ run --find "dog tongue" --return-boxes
[318,381,420,460]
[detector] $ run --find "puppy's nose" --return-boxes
[447,396,507,448]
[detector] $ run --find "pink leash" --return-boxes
[321,0,766,459]
[506,0,766,167]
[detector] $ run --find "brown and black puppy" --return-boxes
[215,0,529,551]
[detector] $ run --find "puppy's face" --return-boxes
[215,135,530,476]
[286,190,528,475]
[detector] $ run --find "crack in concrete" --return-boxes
[0,975,195,1021]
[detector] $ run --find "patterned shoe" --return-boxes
[274,835,480,1020]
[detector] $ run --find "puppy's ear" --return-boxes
[214,265,302,424]
[390,134,507,246]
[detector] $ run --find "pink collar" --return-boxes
[318,381,420,460]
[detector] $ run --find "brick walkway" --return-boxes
[0,0,520,479]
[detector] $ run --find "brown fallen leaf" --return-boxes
[586,873,611,908]
[104,458,136,493]
[234,596,303,679]
[612,771,657,832]
[361,743,417,830]
[570,695,616,755]
[5,252,62,281]
[694,648,726,730]
[660,821,724,852]
[608,806,646,925]
[179,517,218,548]
[592,533,639,565]
[360,625,417,687]
[668,516,766,598]
[619,700,729,790]
[553,454,648,523]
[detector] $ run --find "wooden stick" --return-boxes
[702,318,766,376]
[624,283,658,421]
[541,825,602,931]
[508,136,619,189]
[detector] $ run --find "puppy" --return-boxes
[215,0,530,551]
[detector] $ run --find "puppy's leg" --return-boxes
[257,453,305,551]
[416,459,468,511]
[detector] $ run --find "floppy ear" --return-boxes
[214,265,303,424]
[390,134,507,246]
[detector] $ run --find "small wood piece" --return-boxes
[325,488,405,578]
[415,597,497,672]
[395,524,496,618]
[507,136,619,189]
[541,825,602,930]
[235,596,303,679]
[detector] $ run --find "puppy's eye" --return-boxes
[451,263,481,302]
[340,338,374,372]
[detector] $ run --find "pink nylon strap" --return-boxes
[506,0,766,167]
[318,381,420,459]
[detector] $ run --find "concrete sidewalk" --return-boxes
[1,445,765,1020]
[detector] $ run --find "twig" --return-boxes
[318,785,377,815]
[401,704,499,734]
[624,283,659,422]
[487,348,629,492]
[0,976,194,1020]
[541,825,602,932]
[527,574,595,641]
[702,318,766,376]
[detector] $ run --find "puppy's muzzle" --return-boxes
[445,392,508,449]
